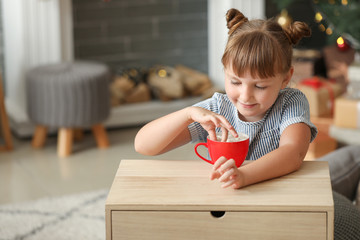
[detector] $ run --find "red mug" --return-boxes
[194,133,249,168]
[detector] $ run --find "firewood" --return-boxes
[175,65,212,95]
[110,75,136,104]
[125,83,152,103]
[147,66,184,101]
[112,76,135,94]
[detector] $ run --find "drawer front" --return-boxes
[111,211,327,240]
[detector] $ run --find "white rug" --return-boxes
[0,189,108,240]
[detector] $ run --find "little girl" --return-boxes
[135,8,317,189]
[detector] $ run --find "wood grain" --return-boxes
[106,160,334,240]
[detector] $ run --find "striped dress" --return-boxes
[188,88,318,160]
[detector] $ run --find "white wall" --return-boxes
[208,0,265,89]
[2,0,27,125]
[1,0,73,136]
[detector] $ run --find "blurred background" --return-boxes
[0,0,359,202]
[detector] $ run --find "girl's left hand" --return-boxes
[210,156,244,189]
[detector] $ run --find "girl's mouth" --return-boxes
[240,103,257,109]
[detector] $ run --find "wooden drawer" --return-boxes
[111,210,327,240]
[106,160,334,240]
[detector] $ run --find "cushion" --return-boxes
[317,145,360,201]
[333,191,360,239]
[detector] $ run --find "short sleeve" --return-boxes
[280,89,318,142]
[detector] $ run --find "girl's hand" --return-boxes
[210,156,244,189]
[188,107,238,141]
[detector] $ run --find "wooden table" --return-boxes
[106,160,334,240]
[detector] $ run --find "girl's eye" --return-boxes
[231,81,241,85]
[255,86,267,90]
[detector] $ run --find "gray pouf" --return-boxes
[26,61,111,157]
[27,61,110,127]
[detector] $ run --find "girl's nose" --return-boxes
[240,85,253,103]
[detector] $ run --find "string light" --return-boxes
[315,12,323,22]
[336,36,349,51]
[278,16,287,26]
[312,0,357,51]
[326,27,333,35]
[337,36,345,46]
[276,9,292,28]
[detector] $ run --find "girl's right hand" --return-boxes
[187,107,238,141]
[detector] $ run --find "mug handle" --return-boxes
[194,143,212,164]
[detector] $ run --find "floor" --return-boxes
[0,126,198,205]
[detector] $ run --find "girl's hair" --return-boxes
[222,8,311,79]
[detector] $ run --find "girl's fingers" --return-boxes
[210,171,221,180]
[201,113,237,141]
[210,158,242,189]
[218,159,236,173]
[218,117,238,138]
[221,127,228,142]
[228,126,238,139]
[218,168,235,183]
[208,129,217,141]
[213,156,228,171]
[221,179,236,188]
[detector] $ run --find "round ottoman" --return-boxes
[26,61,111,157]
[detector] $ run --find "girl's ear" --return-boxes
[281,67,294,89]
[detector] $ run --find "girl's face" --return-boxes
[224,66,293,122]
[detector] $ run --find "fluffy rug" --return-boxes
[0,189,108,240]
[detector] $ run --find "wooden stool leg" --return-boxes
[92,124,109,149]
[32,125,48,148]
[57,128,73,158]
[74,128,84,141]
[0,75,13,151]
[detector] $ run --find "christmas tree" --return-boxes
[272,0,360,50]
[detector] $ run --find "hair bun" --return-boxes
[284,21,311,45]
[226,8,248,35]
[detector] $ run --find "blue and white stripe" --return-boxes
[188,88,318,160]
